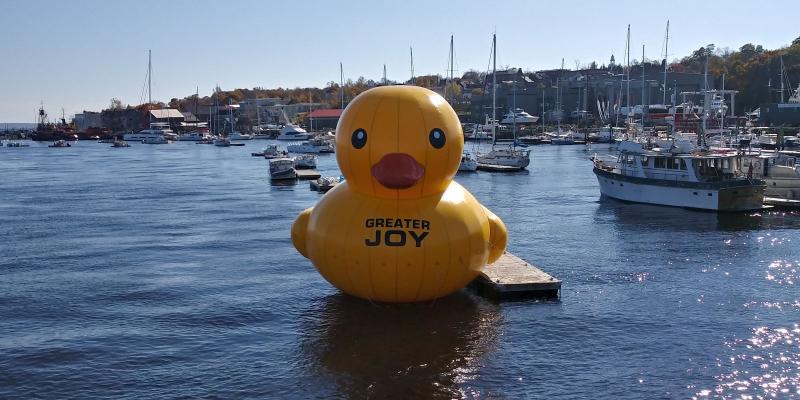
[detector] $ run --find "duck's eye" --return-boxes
[429,128,446,149]
[351,128,367,149]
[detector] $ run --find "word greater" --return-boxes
[364,218,430,247]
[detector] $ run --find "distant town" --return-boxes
[4,36,799,141]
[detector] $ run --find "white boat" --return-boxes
[5,141,30,147]
[48,140,71,148]
[142,135,170,144]
[500,108,539,124]
[592,140,765,211]
[476,34,531,172]
[228,131,253,140]
[213,137,231,147]
[269,158,297,180]
[277,124,311,141]
[111,138,130,147]
[262,144,288,159]
[125,128,167,142]
[743,151,800,200]
[293,154,317,169]
[178,131,212,141]
[310,176,340,192]
[588,126,617,143]
[287,141,322,153]
[458,152,478,171]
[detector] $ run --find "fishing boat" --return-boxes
[269,158,297,180]
[293,154,317,169]
[592,140,765,211]
[476,34,530,172]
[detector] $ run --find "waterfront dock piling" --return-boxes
[469,252,561,300]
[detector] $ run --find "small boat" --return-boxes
[269,158,297,180]
[293,154,317,169]
[276,124,312,141]
[111,138,130,147]
[142,136,170,144]
[500,108,540,124]
[228,131,253,140]
[310,176,340,192]
[178,131,213,142]
[48,140,71,148]
[5,141,30,147]
[214,137,231,147]
[262,144,288,159]
[458,152,478,171]
[287,141,322,153]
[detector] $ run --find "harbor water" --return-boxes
[1,141,798,399]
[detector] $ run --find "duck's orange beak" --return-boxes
[371,153,425,189]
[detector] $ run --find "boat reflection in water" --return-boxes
[299,292,501,398]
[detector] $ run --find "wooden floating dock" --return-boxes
[296,169,321,180]
[468,252,561,300]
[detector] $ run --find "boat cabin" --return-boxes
[612,150,747,183]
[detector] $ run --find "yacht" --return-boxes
[269,158,297,180]
[124,128,166,142]
[500,108,539,124]
[592,140,765,211]
[277,124,311,141]
[294,154,317,169]
[142,135,171,144]
[458,152,478,172]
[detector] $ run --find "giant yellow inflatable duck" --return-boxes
[292,86,507,302]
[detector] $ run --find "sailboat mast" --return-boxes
[148,49,152,105]
[492,33,497,146]
[410,47,414,85]
[702,51,708,140]
[780,57,785,103]
[663,20,669,105]
[625,25,630,121]
[642,44,646,109]
[340,62,345,109]
[383,64,387,85]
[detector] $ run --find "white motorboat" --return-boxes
[269,158,297,180]
[592,140,765,211]
[262,144,288,159]
[125,128,166,142]
[213,137,231,147]
[743,151,800,200]
[293,154,317,169]
[500,108,539,124]
[229,131,253,140]
[310,176,340,192]
[48,140,71,148]
[142,136,170,144]
[458,152,478,172]
[178,131,212,141]
[287,141,322,153]
[277,124,311,141]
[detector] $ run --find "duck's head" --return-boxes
[335,86,463,199]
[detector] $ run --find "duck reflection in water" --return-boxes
[298,292,502,399]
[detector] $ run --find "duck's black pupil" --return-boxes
[429,129,446,149]
[351,129,367,149]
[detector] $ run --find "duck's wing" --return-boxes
[291,207,313,258]
[482,205,507,264]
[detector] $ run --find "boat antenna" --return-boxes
[492,33,497,148]
[410,46,414,85]
[662,20,669,105]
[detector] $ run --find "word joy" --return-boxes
[364,218,430,247]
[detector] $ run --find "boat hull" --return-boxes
[270,169,297,180]
[594,168,765,211]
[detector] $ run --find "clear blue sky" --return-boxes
[1,0,797,122]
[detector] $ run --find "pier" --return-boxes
[469,252,561,300]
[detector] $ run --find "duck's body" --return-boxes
[292,180,505,302]
[291,85,508,303]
